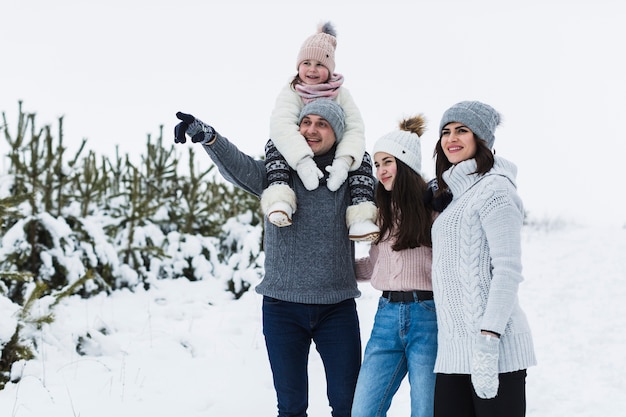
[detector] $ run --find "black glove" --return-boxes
[174,112,216,144]
[425,178,453,212]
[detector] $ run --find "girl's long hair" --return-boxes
[375,159,433,251]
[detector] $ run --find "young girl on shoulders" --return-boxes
[262,21,378,241]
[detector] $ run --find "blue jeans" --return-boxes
[262,297,362,417]
[352,296,438,417]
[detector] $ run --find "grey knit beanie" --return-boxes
[298,99,345,141]
[439,101,501,149]
[373,115,426,175]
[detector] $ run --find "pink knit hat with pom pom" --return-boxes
[296,22,337,74]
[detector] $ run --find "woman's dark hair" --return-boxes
[375,159,433,250]
[432,133,494,199]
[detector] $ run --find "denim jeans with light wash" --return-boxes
[262,296,361,417]
[352,296,438,417]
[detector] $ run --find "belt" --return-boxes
[382,290,434,303]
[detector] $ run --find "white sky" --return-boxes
[2,0,625,225]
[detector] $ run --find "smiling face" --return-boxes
[374,152,397,191]
[440,122,478,164]
[297,60,330,85]
[298,114,337,155]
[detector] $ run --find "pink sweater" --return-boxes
[355,235,433,292]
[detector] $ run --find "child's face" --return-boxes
[298,60,330,85]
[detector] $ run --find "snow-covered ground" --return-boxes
[1,221,625,416]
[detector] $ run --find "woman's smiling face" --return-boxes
[374,152,397,191]
[440,122,477,164]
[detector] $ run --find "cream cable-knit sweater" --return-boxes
[355,231,434,292]
[432,156,536,374]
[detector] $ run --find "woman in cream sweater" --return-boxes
[432,101,536,417]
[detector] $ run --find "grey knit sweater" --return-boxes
[203,134,361,304]
[432,156,536,374]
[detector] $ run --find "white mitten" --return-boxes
[325,156,352,192]
[296,157,323,191]
[471,334,500,399]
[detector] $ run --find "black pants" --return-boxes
[434,370,527,417]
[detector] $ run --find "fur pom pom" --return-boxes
[319,21,337,37]
[399,115,426,137]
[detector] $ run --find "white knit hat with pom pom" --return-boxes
[373,115,427,175]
